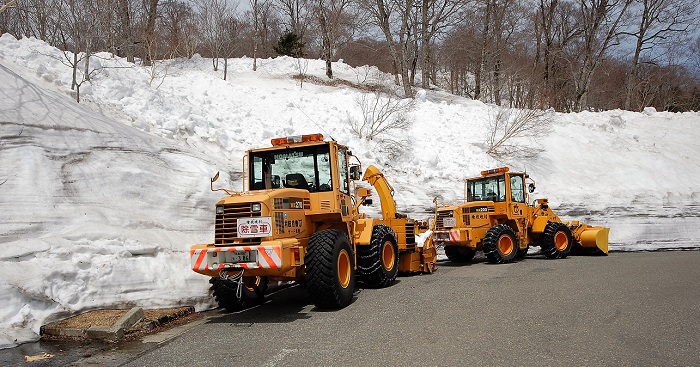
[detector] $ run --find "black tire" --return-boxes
[358,225,399,288]
[444,245,476,262]
[516,245,529,259]
[540,222,573,259]
[483,224,519,264]
[305,229,355,309]
[209,276,266,312]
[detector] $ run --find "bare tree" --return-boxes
[534,0,582,110]
[418,0,468,89]
[116,0,135,62]
[196,0,237,73]
[360,0,416,97]
[249,0,273,71]
[486,107,552,158]
[276,0,308,37]
[0,0,18,14]
[315,0,356,78]
[571,0,632,111]
[142,0,159,65]
[55,0,103,102]
[350,88,414,140]
[160,0,199,58]
[621,0,698,110]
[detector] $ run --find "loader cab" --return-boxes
[246,134,355,217]
[466,167,526,204]
[466,167,527,218]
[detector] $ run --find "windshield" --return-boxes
[249,145,332,192]
[467,175,506,202]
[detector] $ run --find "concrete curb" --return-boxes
[41,306,195,342]
[85,307,144,341]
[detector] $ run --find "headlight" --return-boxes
[251,203,262,212]
[216,206,224,214]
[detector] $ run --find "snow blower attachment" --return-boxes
[190,134,435,311]
[432,167,610,263]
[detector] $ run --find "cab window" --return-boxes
[249,145,332,192]
[511,175,525,203]
[337,148,349,195]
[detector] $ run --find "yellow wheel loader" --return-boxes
[432,167,609,264]
[190,134,436,310]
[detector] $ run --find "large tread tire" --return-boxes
[540,222,573,259]
[209,276,266,312]
[306,229,356,309]
[483,224,519,264]
[516,245,529,259]
[444,245,476,262]
[358,225,399,288]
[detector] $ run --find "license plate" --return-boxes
[229,250,250,263]
[442,217,456,228]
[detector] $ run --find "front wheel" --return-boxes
[358,225,399,288]
[305,229,355,309]
[483,224,519,264]
[540,222,573,259]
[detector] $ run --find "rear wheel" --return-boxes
[358,225,399,288]
[306,229,355,309]
[483,224,519,264]
[541,222,573,259]
[209,275,267,312]
[444,245,476,262]
[516,245,529,259]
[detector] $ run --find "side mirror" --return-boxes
[349,165,362,180]
[212,172,220,183]
[528,183,536,193]
[362,198,373,206]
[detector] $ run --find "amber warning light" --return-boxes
[271,133,324,146]
[481,167,510,176]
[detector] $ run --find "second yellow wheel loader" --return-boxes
[432,167,609,263]
[190,134,436,310]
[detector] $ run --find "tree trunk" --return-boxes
[143,0,159,66]
[318,4,333,78]
[420,0,429,89]
[224,57,228,80]
[118,0,134,63]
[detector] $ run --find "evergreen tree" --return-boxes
[273,31,305,57]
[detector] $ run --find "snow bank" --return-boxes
[1,33,699,348]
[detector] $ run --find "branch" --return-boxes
[0,0,18,14]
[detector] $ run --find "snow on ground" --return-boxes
[1,34,699,348]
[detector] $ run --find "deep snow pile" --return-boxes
[1,34,699,348]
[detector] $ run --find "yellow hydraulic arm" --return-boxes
[362,165,398,220]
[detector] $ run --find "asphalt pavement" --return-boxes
[3,250,699,367]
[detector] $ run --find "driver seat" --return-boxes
[285,174,309,190]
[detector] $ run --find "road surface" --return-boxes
[2,250,698,366]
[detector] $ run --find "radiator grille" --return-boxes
[435,211,454,231]
[405,222,415,244]
[214,203,262,245]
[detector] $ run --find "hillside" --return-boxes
[1,34,699,348]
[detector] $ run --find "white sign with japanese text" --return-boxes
[237,217,273,238]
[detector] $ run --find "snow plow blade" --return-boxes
[570,224,609,255]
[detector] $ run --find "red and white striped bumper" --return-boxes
[190,245,283,273]
[433,229,462,243]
